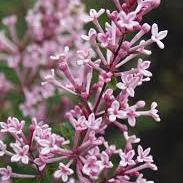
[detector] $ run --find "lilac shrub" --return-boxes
[0,0,86,119]
[0,0,167,182]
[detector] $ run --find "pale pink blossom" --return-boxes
[116,74,139,97]
[137,145,153,163]
[34,155,51,171]
[84,9,105,23]
[82,156,102,179]
[10,143,29,164]
[137,59,152,77]
[119,150,135,167]
[124,108,138,127]
[108,100,125,122]
[86,113,102,130]
[151,23,168,49]
[37,134,65,155]
[136,0,161,17]
[150,102,161,121]
[100,151,113,168]
[88,146,100,156]
[97,30,112,48]
[0,166,12,182]
[81,28,97,43]
[72,116,88,131]
[118,11,139,31]
[54,163,73,182]
[0,117,25,134]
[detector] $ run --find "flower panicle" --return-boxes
[0,0,167,182]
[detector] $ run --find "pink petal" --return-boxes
[116,82,125,90]
[62,174,69,182]
[157,40,165,49]
[158,30,168,40]
[128,12,136,21]
[109,115,116,122]
[54,170,62,178]
[128,115,136,126]
[22,156,29,164]
[11,155,20,162]
[127,87,135,97]
[151,23,158,36]
[111,100,120,110]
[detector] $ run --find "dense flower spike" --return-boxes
[0,0,167,182]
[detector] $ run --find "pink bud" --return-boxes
[142,23,151,33]
[136,101,146,108]
[59,61,67,71]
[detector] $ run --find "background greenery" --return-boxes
[0,0,183,182]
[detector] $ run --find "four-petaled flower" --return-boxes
[116,74,139,97]
[100,151,113,168]
[37,134,67,155]
[124,108,138,127]
[0,166,12,182]
[137,59,152,77]
[54,163,74,182]
[150,102,160,122]
[84,9,105,23]
[34,155,51,171]
[119,150,135,167]
[82,156,102,179]
[86,113,102,130]
[73,116,88,131]
[108,100,125,122]
[137,145,153,163]
[151,23,168,49]
[97,31,112,48]
[0,117,25,134]
[81,28,97,44]
[88,146,100,156]
[10,143,29,164]
[118,11,139,31]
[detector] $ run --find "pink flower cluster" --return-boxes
[0,0,168,182]
[0,0,86,119]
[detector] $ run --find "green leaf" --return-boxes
[108,76,117,90]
